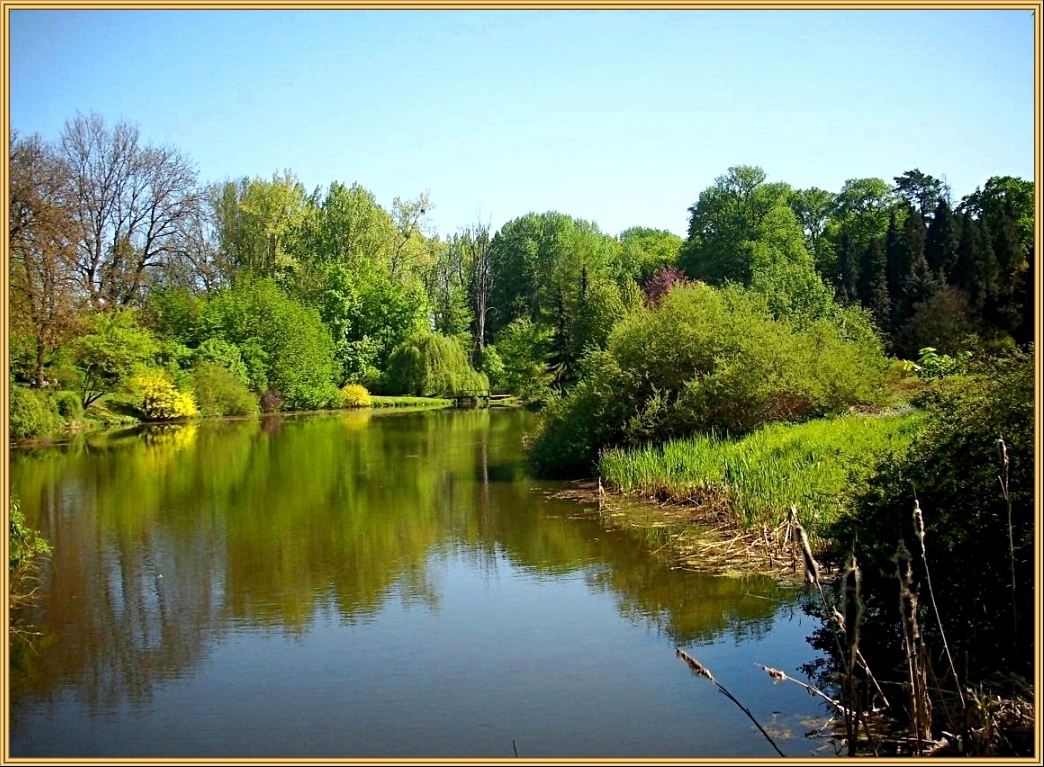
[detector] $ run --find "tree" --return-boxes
[209,171,308,283]
[616,226,682,285]
[71,310,159,407]
[892,208,929,328]
[466,222,495,356]
[384,331,487,397]
[679,165,791,285]
[487,211,617,337]
[924,198,959,280]
[953,212,997,314]
[835,231,860,305]
[496,317,554,401]
[893,168,949,224]
[788,187,837,277]
[60,112,200,306]
[200,277,338,409]
[8,132,83,387]
[389,191,435,281]
[858,237,890,331]
[830,177,897,258]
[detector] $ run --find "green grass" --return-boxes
[369,395,454,409]
[600,411,925,539]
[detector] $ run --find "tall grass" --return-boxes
[600,412,923,539]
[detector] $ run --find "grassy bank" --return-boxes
[600,410,924,541]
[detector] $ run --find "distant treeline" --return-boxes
[8,112,1034,432]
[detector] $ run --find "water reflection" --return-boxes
[10,409,798,731]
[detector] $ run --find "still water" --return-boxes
[9,408,831,758]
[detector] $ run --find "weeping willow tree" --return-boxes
[384,331,488,397]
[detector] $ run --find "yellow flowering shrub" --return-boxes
[135,369,199,420]
[339,383,372,408]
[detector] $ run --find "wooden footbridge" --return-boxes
[450,390,514,408]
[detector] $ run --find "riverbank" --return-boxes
[10,388,530,446]
[551,410,925,585]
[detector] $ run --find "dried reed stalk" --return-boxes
[676,648,785,757]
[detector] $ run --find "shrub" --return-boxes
[260,388,283,413]
[9,497,51,587]
[477,345,505,392]
[192,362,259,417]
[339,383,372,408]
[384,331,488,397]
[54,390,84,419]
[529,283,891,478]
[134,369,199,420]
[826,350,1034,682]
[9,385,63,440]
[193,338,250,385]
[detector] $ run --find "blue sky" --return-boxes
[7,9,1035,238]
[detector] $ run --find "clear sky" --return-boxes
[7,9,1035,238]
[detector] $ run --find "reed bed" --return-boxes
[600,412,923,540]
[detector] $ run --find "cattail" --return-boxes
[843,554,863,677]
[913,499,926,557]
[790,506,820,588]
[676,648,717,685]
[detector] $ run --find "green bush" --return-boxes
[54,390,84,419]
[384,332,488,397]
[530,283,891,477]
[192,362,260,417]
[193,338,250,385]
[9,385,63,440]
[9,497,51,576]
[826,350,1034,682]
[339,383,372,408]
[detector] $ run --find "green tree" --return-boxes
[924,198,960,280]
[788,187,837,278]
[71,309,159,407]
[893,168,949,224]
[858,237,891,331]
[496,317,554,401]
[210,171,309,282]
[616,226,683,285]
[384,331,487,397]
[487,211,617,337]
[679,165,791,285]
[200,277,338,409]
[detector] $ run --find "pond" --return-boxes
[9,408,834,758]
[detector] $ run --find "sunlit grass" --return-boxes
[600,411,924,539]
[370,395,454,409]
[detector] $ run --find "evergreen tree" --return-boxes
[858,237,891,331]
[954,213,997,315]
[925,198,959,281]
[1012,243,1035,348]
[892,207,928,328]
[836,231,860,305]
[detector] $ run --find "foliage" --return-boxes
[200,276,338,409]
[477,344,505,392]
[9,497,51,579]
[193,337,250,385]
[339,383,373,408]
[384,331,488,397]
[54,390,83,419]
[901,346,972,380]
[616,227,683,285]
[191,362,259,417]
[9,385,63,440]
[134,368,199,420]
[529,283,891,478]
[69,310,159,408]
[495,317,554,401]
[826,351,1035,681]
